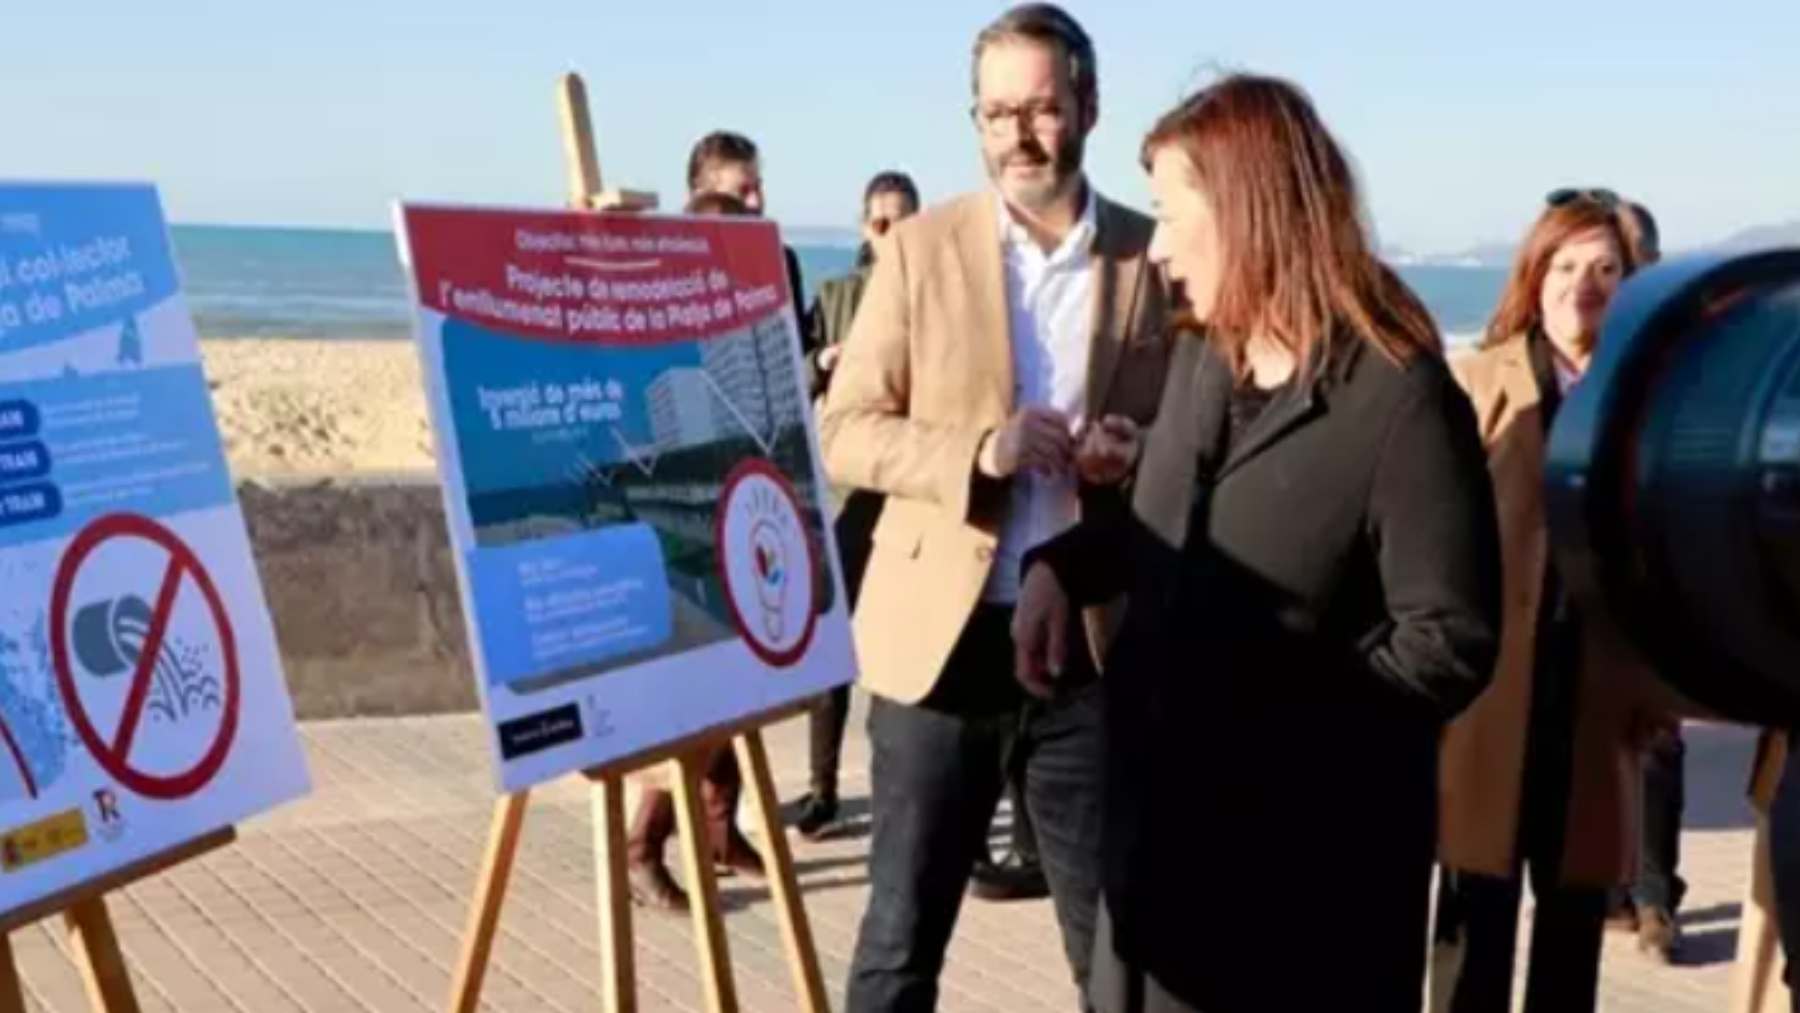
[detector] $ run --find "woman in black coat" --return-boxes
[1014,74,1503,1011]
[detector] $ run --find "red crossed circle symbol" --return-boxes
[48,513,242,800]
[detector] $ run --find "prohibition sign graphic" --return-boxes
[48,513,242,800]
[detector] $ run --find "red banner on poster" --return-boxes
[402,207,792,346]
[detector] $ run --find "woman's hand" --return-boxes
[1012,562,1071,699]
[1073,414,1143,486]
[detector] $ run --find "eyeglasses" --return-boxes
[971,100,1066,135]
[1547,187,1621,209]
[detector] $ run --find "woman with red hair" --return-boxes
[1013,74,1501,1010]
[1432,191,1662,1012]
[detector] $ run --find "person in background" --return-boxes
[687,130,808,315]
[820,5,1169,1008]
[803,171,921,398]
[788,169,922,841]
[1013,72,1499,1011]
[1619,199,1661,266]
[1599,198,1688,963]
[1432,189,1665,1012]
[624,183,785,912]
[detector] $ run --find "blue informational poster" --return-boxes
[0,184,310,917]
[397,202,856,792]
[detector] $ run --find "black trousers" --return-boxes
[1435,868,1607,1013]
[809,490,882,798]
[845,605,1104,1013]
[1635,728,1687,912]
[808,684,852,798]
[1435,610,1606,1013]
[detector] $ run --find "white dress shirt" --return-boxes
[983,188,1099,603]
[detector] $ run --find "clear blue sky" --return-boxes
[6,1,1795,254]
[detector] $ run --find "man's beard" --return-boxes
[987,131,1085,212]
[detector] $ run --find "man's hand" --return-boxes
[1073,414,1143,486]
[979,406,1074,479]
[1012,562,1070,699]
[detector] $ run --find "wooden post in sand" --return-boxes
[442,73,829,1013]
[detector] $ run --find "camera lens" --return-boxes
[1545,250,1800,724]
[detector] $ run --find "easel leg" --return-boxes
[591,774,636,1012]
[64,896,140,1013]
[735,730,829,1012]
[671,752,738,1013]
[448,791,531,1013]
[0,933,26,1013]
[1731,811,1793,1012]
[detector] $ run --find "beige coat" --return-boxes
[817,191,1167,704]
[1439,334,1658,886]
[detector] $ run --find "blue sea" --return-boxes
[168,225,1505,348]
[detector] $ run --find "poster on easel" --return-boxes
[396,203,855,792]
[0,183,310,919]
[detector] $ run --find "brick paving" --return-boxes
[6,708,1765,1011]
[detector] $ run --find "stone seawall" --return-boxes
[237,474,478,719]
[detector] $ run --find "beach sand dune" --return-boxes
[200,339,436,476]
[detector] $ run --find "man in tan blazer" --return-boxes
[818,6,1167,1010]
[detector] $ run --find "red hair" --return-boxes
[1483,201,1637,347]
[1142,74,1439,374]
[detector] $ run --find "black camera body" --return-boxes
[1544,248,1800,724]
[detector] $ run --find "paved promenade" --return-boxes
[7,710,1766,1011]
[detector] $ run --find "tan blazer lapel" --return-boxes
[1481,337,1548,522]
[1495,337,1542,433]
[955,192,1015,415]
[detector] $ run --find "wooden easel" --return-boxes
[447,702,829,1013]
[0,827,234,1013]
[1731,732,1793,1013]
[443,74,830,1013]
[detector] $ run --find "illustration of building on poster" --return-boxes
[397,204,856,791]
[0,184,310,916]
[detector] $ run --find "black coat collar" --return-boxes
[1194,334,1365,481]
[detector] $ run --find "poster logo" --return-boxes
[1,808,88,872]
[715,459,818,667]
[91,787,126,842]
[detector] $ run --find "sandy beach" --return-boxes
[200,338,436,476]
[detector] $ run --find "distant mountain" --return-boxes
[1375,217,1800,268]
[1712,220,1800,252]
[1387,241,1515,269]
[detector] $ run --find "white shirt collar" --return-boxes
[995,183,1099,264]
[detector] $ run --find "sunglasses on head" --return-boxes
[1547,187,1621,209]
